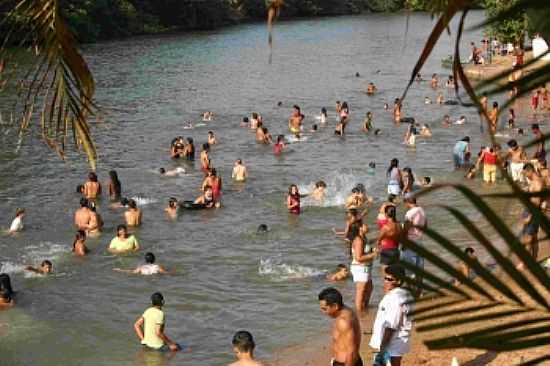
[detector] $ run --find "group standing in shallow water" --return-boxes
[3,57,549,366]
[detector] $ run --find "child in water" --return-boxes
[25,260,53,275]
[319,108,327,124]
[326,264,350,281]
[311,181,327,202]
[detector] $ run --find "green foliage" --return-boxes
[484,0,526,44]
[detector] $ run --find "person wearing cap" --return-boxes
[370,264,414,366]
[402,195,427,296]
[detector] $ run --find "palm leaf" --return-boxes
[0,0,97,169]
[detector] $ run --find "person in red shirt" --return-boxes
[477,146,499,184]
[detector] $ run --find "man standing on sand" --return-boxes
[74,198,91,231]
[134,292,181,352]
[228,330,264,366]
[318,287,362,366]
[402,196,427,296]
[370,265,414,366]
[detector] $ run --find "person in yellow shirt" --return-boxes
[134,292,180,352]
[108,224,139,254]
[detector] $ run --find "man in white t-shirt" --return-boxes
[402,196,427,294]
[370,265,414,366]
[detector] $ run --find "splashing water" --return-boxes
[259,255,326,282]
[0,242,67,277]
[298,170,375,207]
[130,196,158,206]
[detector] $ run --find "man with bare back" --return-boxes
[74,198,91,231]
[318,287,363,366]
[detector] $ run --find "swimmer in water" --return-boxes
[183,121,193,129]
[25,260,53,275]
[108,224,140,254]
[362,112,374,133]
[436,92,444,104]
[320,108,328,125]
[368,161,376,175]
[114,252,168,275]
[183,137,195,161]
[442,114,451,127]
[165,198,179,219]
[287,184,303,215]
[159,167,186,177]
[355,72,360,77]
[420,124,432,137]
[8,208,25,233]
[393,98,402,123]
[250,112,260,129]
[171,137,185,159]
[273,135,285,155]
[207,131,217,145]
[257,224,269,233]
[72,230,88,256]
[83,172,102,200]
[124,199,142,227]
[431,73,438,88]
[311,181,327,202]
[288,105,302,134]
[310,124,318,133]
[75,197,91,231]
[200,143,211,175]
[261,127,273,144]
[229,330,264,366]
[240,117,249,128]
[232,159,248,182]
[87,202,104,236]
[424,97,432,104]
[0,289,14,309]
[421,176,432,187]
[326,264,350,281]
[194,186,220,208]
[384,103,389,111]
[277,101,283,107]
[455,115,467,125]
[109,197,130,209]
[366,82,377,95]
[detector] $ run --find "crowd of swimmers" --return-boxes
[2,63,549,365]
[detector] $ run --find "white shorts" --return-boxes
[510,162,524,182]
[350,264,371,283]
[388,183,401,195]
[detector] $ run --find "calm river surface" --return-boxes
[0,11,530,365]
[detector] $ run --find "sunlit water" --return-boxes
[0,11,539,365]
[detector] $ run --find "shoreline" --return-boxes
[269,240,550,366]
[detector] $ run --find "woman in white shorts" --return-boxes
[350,223,378,314]
[387,158,403,195]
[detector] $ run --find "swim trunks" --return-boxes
[331,357,363,366]
[380,249,400,265]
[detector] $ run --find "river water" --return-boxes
[0,11,532,366]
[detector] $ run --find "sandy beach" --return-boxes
[270,242,550,366]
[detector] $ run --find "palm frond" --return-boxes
[0,0,97,169]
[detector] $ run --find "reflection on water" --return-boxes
[0,11,531,366]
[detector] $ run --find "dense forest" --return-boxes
[0,0,429,43]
